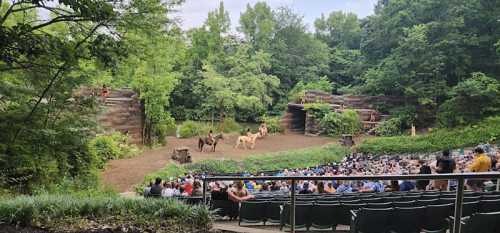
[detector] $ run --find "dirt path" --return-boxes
[101,133,336,192]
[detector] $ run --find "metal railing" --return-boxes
[203,172,500,233]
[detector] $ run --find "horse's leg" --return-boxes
[213,142,216,152]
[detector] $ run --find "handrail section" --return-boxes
[202,172,500,233]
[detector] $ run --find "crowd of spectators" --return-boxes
[144,144,500,200]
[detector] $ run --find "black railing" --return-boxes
[203,172,500,233]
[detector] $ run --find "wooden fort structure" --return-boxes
[281,90,400,136]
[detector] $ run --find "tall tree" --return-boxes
[238,2,275,51]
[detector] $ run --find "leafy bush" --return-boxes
[220,118,242,133]
[178,121,209,138]
[88,133,140,168]
[0,195,212,232]
[357,116,500,155]
[304,103,332,120]
[137,144,350,193]
[262,116,284,134]
[288,76,333,102]
[373,118,403,136]
[319,110,362,136]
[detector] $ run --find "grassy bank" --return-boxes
[0,194,212,233]
[356,117,500,155]
[137,144,350,193]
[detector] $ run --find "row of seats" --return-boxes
[350,207,500,233]
[239,199,500,231]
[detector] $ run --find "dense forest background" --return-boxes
[1,0,500,192]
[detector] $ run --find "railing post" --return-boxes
[496,179,499,192]
[453,177,465,233]
[202,178,207,205]
[290,179,296,233]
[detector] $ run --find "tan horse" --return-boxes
[234,132,260,149]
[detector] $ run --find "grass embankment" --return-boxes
[357,117,500,155]
[138,144,350,192]
[0,195,211,233]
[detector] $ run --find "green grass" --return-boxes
[0,194,212,232]
[137,144,350,193]
[356,116,500,155]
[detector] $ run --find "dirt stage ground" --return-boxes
[101,133,336,192]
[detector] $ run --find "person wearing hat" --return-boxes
[466,147,492,191]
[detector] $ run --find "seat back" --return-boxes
[281,203,312,229]
[265,201,282,223]
[479,199,500,213]
[390,206,426,233]
[367,202,392,209]
[210,199,239,218]
[482,195,500,200]
[355,208,393,233]
[393,201,416,208]
[311,204,340,229]
[462,212,500,233]
[339,203,366,225]
[416,198,439,206]
[422,203,454,231]
[239,201,266,223]
[462,201,479,217]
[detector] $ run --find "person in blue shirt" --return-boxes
[399,180,416,191]
[336,181,353,193]
[360,180,384,193]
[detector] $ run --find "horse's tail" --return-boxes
[198,138,203,151]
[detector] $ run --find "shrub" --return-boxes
[88,133,140,167]
[262,116,284,134]
[0,195,212,232]
[178,121,209,138]
[319,110,362,136]
[374,118,403,136]
[220,118,242,133]
[357,116,500,155]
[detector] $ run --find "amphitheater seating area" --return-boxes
[219,190,500,232]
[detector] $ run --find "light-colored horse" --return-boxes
[258,123,268,138]
[234,132,260,149]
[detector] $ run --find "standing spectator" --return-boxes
[433,150,456,190]
[467,147,492,191]
[417,160,432,190]
[228,181,254,202]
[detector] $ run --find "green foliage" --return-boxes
[0,195,212,232]
[262,116,285,134]
[357,116,500,155]
[319,110,362,136]
[373,118,404,136]
[220,118,242,133]
[178,121,207,138]
[304,103,332,120]
[88,133,140,168]
[137,144,349,193]
[437,72,500,127]
[288,77,334,102]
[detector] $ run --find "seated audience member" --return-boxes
[143,181,153,197]
[191,181,203,196]
[299,182,313,194]
[325,182,336,193]
[149,178,163,197]
[360,180,384,193]
[336,181,353,193]
[385,180,400,192]
[316,181,329,194]
[399,180,416,191]
[228,181,254,202]
[162,182,176,197]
